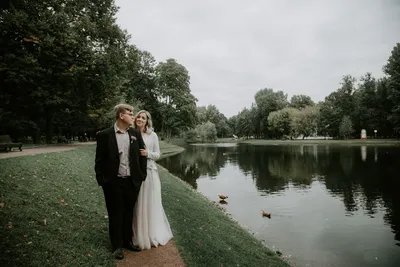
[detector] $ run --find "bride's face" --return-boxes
[135,112,148,129]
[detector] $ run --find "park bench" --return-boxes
[0,135,23,152]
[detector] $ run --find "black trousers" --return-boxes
[102,177,140,250]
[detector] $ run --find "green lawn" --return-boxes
[0,146,112,267]
[0,143,290,267]
[158,140,185,158]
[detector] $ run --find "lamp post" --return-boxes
[374,129,377,139]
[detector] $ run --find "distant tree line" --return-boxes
[225,43,400,140]
[1,1,399,143]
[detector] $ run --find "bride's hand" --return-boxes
[140,149,148,157]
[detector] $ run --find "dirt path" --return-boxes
[0,142,187,267]
[116,240,185,267]
[0,142,96,159]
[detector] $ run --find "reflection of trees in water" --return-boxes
[235,144,400,246]
[160,143,400,246]
[236,145,328,192]
[267,145,321,186]
[339,148,354,176]
[158,156,200,189]
[323,149,359,214]
[158,145,233,189]
[360,150,400,246]
[322,146,400,245]
[235,145,285,193]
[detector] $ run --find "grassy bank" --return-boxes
[158,140,185,158]
[168,137,239,146]
[239,138,400,146]
[0,146,113,267]
[0,143,289,267]
[168,137,400,147]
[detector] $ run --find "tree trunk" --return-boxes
[33,128,41,144]
[45,115,53,144]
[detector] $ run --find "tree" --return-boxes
[267,107,296,138]
[195,105,231,138]
[185,121,217,143]
[155,58,197,139]
[122,46,163,129]
[254,88,288,137]
[197,121,217,143]
[234,108,254,138]
[291,106,320,139]
[290,94,314,109]
[353,73,379,135]
[375,78,394,137]
[0,0,128,142]
[339,115,354,139]
[383,43,400,131]
[318,75,356,138]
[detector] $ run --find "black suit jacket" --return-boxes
[94,126,147,186]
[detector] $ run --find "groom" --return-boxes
[95,104,147,259]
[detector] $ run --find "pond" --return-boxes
[158,143,400,267]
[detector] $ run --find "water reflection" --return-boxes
[158,143,400,257]
[158,144,232,188]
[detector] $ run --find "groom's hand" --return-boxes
[139,149,148,157]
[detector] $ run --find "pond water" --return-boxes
[158,143,400,267]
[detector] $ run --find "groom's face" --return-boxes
[120,110,134,126]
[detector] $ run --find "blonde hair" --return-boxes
[134,110,153,131]
[114,104,134,120]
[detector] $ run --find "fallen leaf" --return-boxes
[43,218,47,226]
[104,215,108,219]
[0,202,4,208]
[27,241,32,245]
[23,234,28,238]
[60,199,65,203]
[196,242,200,246]
[88,253,92,257]
[7,222,13,229]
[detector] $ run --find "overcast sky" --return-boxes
[115,0,400,117]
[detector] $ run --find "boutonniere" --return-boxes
[130,136,137,144]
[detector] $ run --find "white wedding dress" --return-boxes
[132,130,173,250]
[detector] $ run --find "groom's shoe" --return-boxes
[123,242,141,252]
[113,248,124,260]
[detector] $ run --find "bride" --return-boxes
[132,109,173,250]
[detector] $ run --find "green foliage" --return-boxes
[267,107,297,138]
[0,1,198,143]
[267,106,319,139]
[0,0,128,142]
[292,105,320,139]
[353,73,380,134]
[290,94,315,109]
[155,59,198,139]
[339,115,354,139]
[196,105,231,138]
[383,43,400,128]
[185,121,218,143]
[255,89,289,137]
